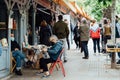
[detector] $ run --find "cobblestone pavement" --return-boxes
[8,39,120,80]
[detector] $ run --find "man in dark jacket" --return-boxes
[11,33,28,75]
[53,15,69,62]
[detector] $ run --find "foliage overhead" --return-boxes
[73,0,113,21]
[97,0,112,6]
[69,0,120,21]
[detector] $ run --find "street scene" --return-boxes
[0,0,120,80]
[6,39,120,80]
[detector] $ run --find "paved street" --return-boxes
[8,39,120,80]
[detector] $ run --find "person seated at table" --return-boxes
[26,49,38,68]
[11,33,28,75]
[37,35,63,77]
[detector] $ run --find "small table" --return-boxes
[22,45,44,69]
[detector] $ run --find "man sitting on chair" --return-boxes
[37,35,63,77]
[11,33,28,75]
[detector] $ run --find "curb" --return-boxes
[1,74,13,80]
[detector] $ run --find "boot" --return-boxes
[15,69,22,76]
[117,60,120,64]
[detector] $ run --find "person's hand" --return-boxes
[42,48,47,52]
[15,48,19,51]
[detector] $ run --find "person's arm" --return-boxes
[15,41,21,50]
[53,24,56,35]
[65,24,69,38]
[47,43,62,55]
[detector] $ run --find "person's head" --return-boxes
[76,21,80,26]
[58,15,63,21]
[49,35,58,45]
[11,33,15,41]
[81,18,87,24]
[40,20,47,27]
[107,19,111,24]
[91,19,96,23]
[90,19,96,26]
[115,15,119,23]
[103,19,108,24]
[64,19,68,25]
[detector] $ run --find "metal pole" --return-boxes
[20,10,24,50]
[32,8,36,45]
[8,10,12,71]
[111,0,116,69]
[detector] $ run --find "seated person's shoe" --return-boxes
[41,74,50,78]
[26,60,33,65]
[36,72,44,75]
[15,69,22,76]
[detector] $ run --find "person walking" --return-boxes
[90,20,100,55]
[73,22,81,49]
[64,19,70,50]
[103,19,112,53]
[53,15,69,62]
[79,18,90,59]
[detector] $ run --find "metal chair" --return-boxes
[49,48,66,77]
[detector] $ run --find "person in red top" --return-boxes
[90,20,100,55]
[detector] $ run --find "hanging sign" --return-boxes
[8,18,13,29]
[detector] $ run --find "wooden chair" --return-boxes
[10,52,16,73]
[49,48,66,77]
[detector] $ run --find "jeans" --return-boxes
[12,50,26,68]
[92,38,100,53]
[74,36,81,48]
[60,38,67,60]
[81,41,89,57]
[104,35,111,44]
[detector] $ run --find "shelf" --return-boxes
[0,28,7,30]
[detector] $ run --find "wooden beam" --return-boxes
[4,0,9,9]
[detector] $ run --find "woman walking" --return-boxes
[90,20,100,55]
[79,18,90,59]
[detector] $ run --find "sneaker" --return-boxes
[98,53,101,56]
[41,74,50,78]
[36,72,43,75]
[93,53,96,56]
[117,60,120,64]
[64,60,67,63]
[82,57,89,59]
[26,61,33,65]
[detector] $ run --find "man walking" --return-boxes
[53,15,69,62]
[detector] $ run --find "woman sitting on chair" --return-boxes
[37,35,63,77]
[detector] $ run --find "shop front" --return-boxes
[0,0,10,78]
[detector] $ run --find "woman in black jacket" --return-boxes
[39,20,52,46]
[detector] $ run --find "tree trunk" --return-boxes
[103,6,112,20]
